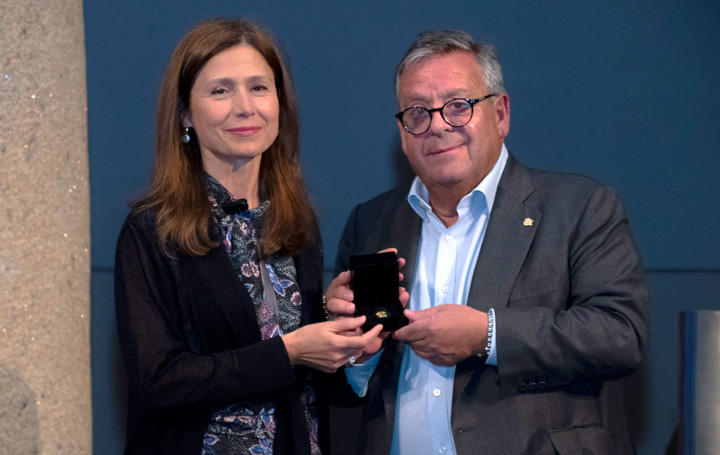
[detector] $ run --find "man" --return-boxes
[327,30,648,454]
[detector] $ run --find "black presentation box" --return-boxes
[349,251,406,331]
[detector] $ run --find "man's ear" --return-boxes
[397,119,409,158]
[494,93,510,140]
[181,110,193,128]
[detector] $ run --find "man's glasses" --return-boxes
[395,94,496,135]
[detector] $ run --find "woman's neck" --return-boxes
[204,157,262,208]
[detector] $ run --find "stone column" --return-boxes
[0,0,91,453]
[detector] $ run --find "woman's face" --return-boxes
[184,44,280,174]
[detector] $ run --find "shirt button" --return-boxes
[439,447,447,454]
[445,235,453,243]
[433,388,441,397]
[441,285,449,293]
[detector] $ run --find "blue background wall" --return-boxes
[85,1,720,453]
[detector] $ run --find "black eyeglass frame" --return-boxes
[395,94,497,135]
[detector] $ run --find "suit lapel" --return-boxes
[466,155,542,312]
[385,195,421,293]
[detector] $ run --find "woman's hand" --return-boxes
[281,317,383,373]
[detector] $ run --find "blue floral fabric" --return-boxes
[201,174,321,455]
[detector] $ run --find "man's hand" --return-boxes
[325,270,356,322]
[393,305,488,367]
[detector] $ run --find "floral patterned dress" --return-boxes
[201,174,321,455]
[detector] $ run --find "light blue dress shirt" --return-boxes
[345,145,508,455]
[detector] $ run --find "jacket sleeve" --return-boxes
[114,217,296,415]
[334,204,361,276]
[494,186,649,396]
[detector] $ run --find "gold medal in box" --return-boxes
[349,251,407,332]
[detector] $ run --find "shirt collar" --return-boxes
[407,143,509,221]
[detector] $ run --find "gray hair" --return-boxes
[394,30,505,104]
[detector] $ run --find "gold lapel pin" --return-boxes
[523,218,534,227]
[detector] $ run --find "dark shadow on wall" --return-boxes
[91,269,128,455]
[0,365,42,454]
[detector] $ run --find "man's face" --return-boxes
[397,51,510,196]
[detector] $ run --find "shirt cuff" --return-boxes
[344,349,383,397]
[486,308,498,366]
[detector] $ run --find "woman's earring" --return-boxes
[182,127,191,144]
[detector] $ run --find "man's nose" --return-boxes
[427,109,449,135]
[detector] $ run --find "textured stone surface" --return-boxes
[0,0,92,453]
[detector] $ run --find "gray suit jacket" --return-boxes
[334,155,648,455]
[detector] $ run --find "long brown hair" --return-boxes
[133,18,316,258]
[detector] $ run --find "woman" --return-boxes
[114,18,381,455]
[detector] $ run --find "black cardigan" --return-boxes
[114,210,327,455]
